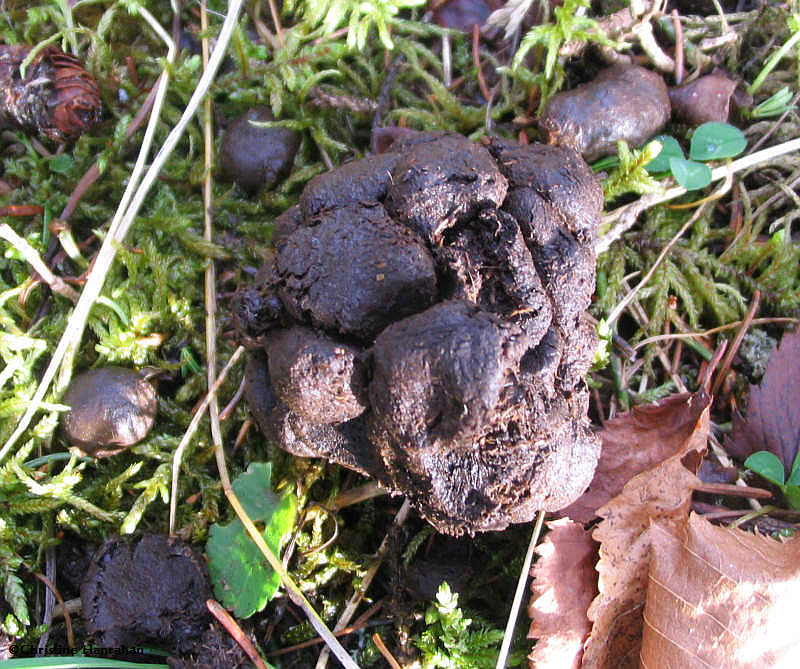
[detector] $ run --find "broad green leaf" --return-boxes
[669,157,712,191]
[689,122,747,161]
[645,135,684,173]
[206,462,297,618]
[744,451,786,486]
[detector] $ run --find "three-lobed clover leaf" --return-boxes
[643,122,747,191]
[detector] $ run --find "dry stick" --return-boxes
[267,601,384,657]
[59,83,159,222]
[597,137,800,255]
[193,10,351,666]
[495,508,546,669]
[0,224,78,302]
[631,317,799,354]
[169,346,244,535]
[218,478,360,669]
[315,498,412,669]
[27,563,74,650]
[372,633,402,669]
[207,599,269,669]
[605,201,711,329]
[710,290,760,397]
[671,9,684,84]
[0,4,182,463]
[199,0,224,529]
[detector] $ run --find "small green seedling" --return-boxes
[744,450,800,509]
[206,462,297,618]
[749,86,796,119]
[644,122,747,191]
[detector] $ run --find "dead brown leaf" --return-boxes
[642,512,800,668]
[563,390,710,523]
[580,393,709,669]
[727,328,800,472]
[528,518,598,669]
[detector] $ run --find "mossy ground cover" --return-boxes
[0,1,798,666]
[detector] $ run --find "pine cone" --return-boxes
[0,44,102,142]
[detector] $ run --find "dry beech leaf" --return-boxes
[563,391,711,523]
[528,518,598,669]
[642,513,800,668]
[727,328,800,472]
[581,395,709,669]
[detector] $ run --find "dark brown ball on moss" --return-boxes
[219,107,299,192]
[61,366,157,456]
[540,65,670,162]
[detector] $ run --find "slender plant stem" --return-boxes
[169,346,244,535]
[0,224,78,302]
[496,509,546,669]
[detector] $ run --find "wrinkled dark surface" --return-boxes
[61,366,157,456]
[272,202,438,339]
[219,107,299,192]
[237,132,602,534]
[540,64,671,162]
[669,73,738,125]
[267,325,367,424]
[81,534,211,653]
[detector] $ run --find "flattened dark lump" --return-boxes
[81,534,210,653]
[540,64,671,162]
[237,132,602,534]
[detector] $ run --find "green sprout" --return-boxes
[749,86,795,119]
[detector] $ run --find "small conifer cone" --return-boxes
[0,44,101,142]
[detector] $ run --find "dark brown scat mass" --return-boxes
[219,106,300,192]
[540,64,671,162]
[238,132,602,534]
[81,534,211,654]
[61,366,158,456]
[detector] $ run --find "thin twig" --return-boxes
[631,316,798,354]
[169,346,244,535]
[0,224,78,302]
[710,290,760,397]
[220,483,360,669]
[207,599,269,669]
[372,633,402,669]
[605,202,710,328]
[671,9,684,84]
[315,499,412,669]
[495,509,546,669]
[199,0,225,534]
[26,564,74,649]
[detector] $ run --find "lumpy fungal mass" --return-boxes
[236,132,602,534]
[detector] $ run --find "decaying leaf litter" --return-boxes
[0,0,798,667]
